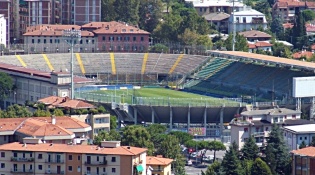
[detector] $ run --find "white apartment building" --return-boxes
[230,107,301,149]
[228,8,268,33]
[188,0,245,15]
[0,14,6,48]
[283,124,315,151]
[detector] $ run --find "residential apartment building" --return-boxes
[0,14,6,48]
[248,41,273,53]
[0,140,147,175]
[23,21,150,53]
[230,106,302,149]
[239,30,272,42]
[273,0,315,23]
[146,156,173,175]
[0,61,97,107]
[202,12,230,33]
[229,8,268,33]
[283,124,315,151]
[189,0,245,15]
[0,116,92,145]
[291,147,315,175]
[0,0,101,44]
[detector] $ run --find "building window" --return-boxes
[111,157,116,162]
[50,39,52,43]
[133,37,136,41]
[44,39,46,43]
[244,128,248,132]
[265,127,269,131]
[0,163,4,168]
[305,137,307,140]
[103,168,106,172]
[38,154,42,159]
[243,17,246,23]
[292,115,296,119]
[112,168,116,173]
[199,8,202,12]
[37,39,41,43]
[77,166,81,172]
[300,137,302,140]
[249,117,253,120]
[38,165,42,170]
[68,155,73,160]
[68,166,73,171]
[13,152,17,157]
[279,117,283,122]
[102,36,105,41]
[32,39,34,43]
[78,155,81,160]
[274,117,279,123]
[141,37,144,41]
[0,152,4,158]
[97,156,99,161]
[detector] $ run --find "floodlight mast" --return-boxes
[63,28,81,99]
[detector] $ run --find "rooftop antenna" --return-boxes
[232,0,236,51]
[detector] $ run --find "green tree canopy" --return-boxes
[114,0,140,24]
[101,0,116,21]
[299,140,307,149]
[302,9,315,22]
[251,158,273,175]
[221,144,243,175]
[265,124,291,175]
[158,135,186,175]
[121,125,154,155]
[209,140,226,162]
[93,130,121,146]
[33,109,51,117]
[53,109,64,116]
[0,104,32,118]
[110,115,117,130]
[310,136,315,146]
[168,131,193,145]
[146,124,167,150]
[0,72,13,100]
[241,136,259,160]
[202,161,221,175]
[224,33,249,52]
[270,17,284,37]
[292,11,307,49]
[138,0,163,33]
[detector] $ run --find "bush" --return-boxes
[97,106,106,113]
[89,108,98,115]
[53,109,64,116]
[82,109,89,114]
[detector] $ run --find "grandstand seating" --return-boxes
[185,58,315,100]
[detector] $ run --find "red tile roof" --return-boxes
[292,51,313,59]
[248,42,273,49]
[0,142,147,156]
[146,156,173,165]
[0,117,90,136]
[24,25,94,37]
[283,23,294,29]
[38,96,95,109]
[311,44,315,50]
[291,146,315,156]
[239,30,272,38]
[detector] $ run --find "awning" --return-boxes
[136,165,144,172]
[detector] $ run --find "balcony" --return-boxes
[45,170,65,174]
[84,160,107,166]
[230,118,251,126]
[151,168,164,173]
[11,169,34,174]
[45,159,64,164]
[84,172,107,175]
[252,132,265,137]
[11,157,34,162]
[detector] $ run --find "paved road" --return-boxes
[185,165,207,175]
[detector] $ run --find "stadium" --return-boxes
[2,51,315,136]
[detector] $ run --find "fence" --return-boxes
[1,42,213,56]
[74,91,247,107]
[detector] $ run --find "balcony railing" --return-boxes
[151,168,164,172]
[45,159,64,164]
[252,132,265,137]
[84,160,107,166]
[84,172,107,175]
[45,170,65,174]
[11,169,34,173]
[230,118,251,126]
[11,157,34,162]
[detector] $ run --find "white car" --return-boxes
[191,152,198,158]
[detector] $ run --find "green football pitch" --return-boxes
[75,88,242,107]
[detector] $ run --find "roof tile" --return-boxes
[146,156,173,165]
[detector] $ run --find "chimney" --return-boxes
[51,115,56,125]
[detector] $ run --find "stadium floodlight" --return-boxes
[63,28,81,99]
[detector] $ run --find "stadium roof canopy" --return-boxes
[210,51,315,71]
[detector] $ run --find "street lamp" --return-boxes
[63,28,81,99]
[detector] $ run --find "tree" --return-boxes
[101,0,116,21]
[178,29,199,45]
[138,0,163,33]
[241,136,259,160]
[53,109,64,116]
[208,140,226,162]
[0,72,13,100]
[221,144,242,175]
[270,17,284,37]
[310,136,315,146]
[299,140,307,149]
[168,131,193,145]
[231,141,240,158]
[0,104,32,118]
[197,35,213,49]
[121,125,154,155]
[33,109,51,117]
[185,140,199,160]
[302,9,315,22]
[224,33,249,52]
[150,43,169,53]
[202,161,221,175]
[242,159,254,175]
[110,115,117,130]
[93,130,121,146]
[146,124,167,150]
[292,11,307,49]
[272,42,292,58]
[264,124,291,175]
[251,158,273,175]
[158,135,186,175]
[114,0,140,24]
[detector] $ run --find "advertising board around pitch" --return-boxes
[188,127,206,136]
[293,76,315,98]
